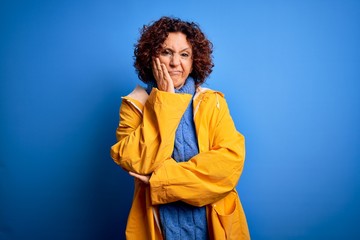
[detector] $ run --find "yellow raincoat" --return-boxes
[110,85,250,240]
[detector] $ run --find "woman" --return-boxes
[110,16,250,240]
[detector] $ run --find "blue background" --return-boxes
[1,0,360,239]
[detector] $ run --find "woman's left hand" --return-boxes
[129,171,150,184]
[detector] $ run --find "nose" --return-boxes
[170,53,181,67]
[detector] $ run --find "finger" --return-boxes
[152,58,161,84]
[156,58,163,79]
[129,171,149,184]
[160,63,169,84]
[155,59,168,90]
[129,171,144,179]
[161,63,171,80]
[152,58,157,72]
[152,59,159,79]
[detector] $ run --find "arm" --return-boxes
[110,88,192,175]
[149,94,245,207]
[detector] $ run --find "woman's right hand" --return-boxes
[152,57,175,93]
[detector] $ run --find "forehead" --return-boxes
[162,32,192,50]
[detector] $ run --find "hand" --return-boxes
[152,57,175,93]
[129,171,150,184]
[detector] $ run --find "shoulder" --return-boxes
[122,85,148,106]
[195,86,226,102]
[194,86,230,112]
[195,86,224,97]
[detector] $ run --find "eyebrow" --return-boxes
[163,47,192,52]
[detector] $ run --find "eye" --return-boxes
[181,52,190,58]
[161,49,172,56]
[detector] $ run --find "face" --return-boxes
[158,32,193,89]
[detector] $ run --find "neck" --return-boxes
[175,77,195,94]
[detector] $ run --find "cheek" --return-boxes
[158,56,170,65]
[185,62,193,72]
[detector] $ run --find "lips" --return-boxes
[169,71,182,75]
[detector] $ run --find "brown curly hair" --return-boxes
[134,16,214,86]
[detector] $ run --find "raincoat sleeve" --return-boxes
[110,88,192,175]
[149,93,245,207]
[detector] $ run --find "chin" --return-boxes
[173,80,185,89]
[174,82,186,89]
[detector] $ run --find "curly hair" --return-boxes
[134,16,214,86]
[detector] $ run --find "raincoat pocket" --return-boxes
[209,191,239,239]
